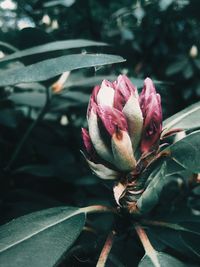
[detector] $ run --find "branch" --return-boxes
[96,231,116,267]
[5,86,52,172]
[135,224,160,267]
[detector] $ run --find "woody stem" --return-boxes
[96,230,116,267]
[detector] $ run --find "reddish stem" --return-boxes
[96,231,115,267]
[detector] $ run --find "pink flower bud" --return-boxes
[82,128,96,160]
[97,106,128,136]
[83,75,163,179]
[87,85,100,118]
[113,75,136,111]
[139,78,162,153]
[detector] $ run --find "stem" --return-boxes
[81,205,117,215]
[0,41,18,52]
[135,224,154,255]
[96,231,115,267]
[5,87,52,172]
[135,224,160,267]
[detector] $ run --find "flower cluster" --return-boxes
[82,75,162,183]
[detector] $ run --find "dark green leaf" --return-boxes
[14,164,55,177]
[166,58,187,76]
[183,64,194,79]
[0,40,107,65]
[137,162,167,214]
[9,92,46,108]
[44,0,75,7]
[163,101,200,131]
[139,252,187,267]
[63,74,165,90]
[166,130,200,173]
[0,41,18,53]
[147,224,200,260]
[0,207,85,267]
[0,109,21,128]
[181,232,200,257]
[0,54,125,86]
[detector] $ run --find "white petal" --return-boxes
[96,81,115,107]
[123,94,143,151]
[111,130,136,171]
[88,109,114,163]
[86,158,119,180]
[113,182,126,206]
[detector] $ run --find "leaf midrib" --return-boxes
[0,209,82,253]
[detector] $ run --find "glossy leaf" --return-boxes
[165,58,188,76]
[0,54,125,87]
[147,223,200,260]
[163,101,200,131]
[166,130,200,173]
[0,41,18,52]
[0,39,107,64]
[63,74,165,89]
[0,207,85,267]
[181,232,200,257]
[44,0,76,7]
[137,162,167,214]
[14,164,55,177]
[139,251,188,267]
[9,92,46,108]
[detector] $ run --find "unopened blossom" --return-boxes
[82,75,162,181]
[139,78,162,153]
[189,45,198,58]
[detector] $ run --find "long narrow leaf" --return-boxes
[0,39,107,64]
[0,53,126,86]
[0,207,85,267]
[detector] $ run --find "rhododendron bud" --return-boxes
[82,75,162,182]
[139,78,162,154]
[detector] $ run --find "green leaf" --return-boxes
[63,74,165,90]
[166,130,200,173]
[136,162,167,214]
[9,92,46,108]
[14,164,55,177]
[0,207,86,267]
[136,157,190,214]
[44,0,75,7]
[146,222,200,260]
[139,251,188,267]
[144,220,200,235]
[0,41,18,52]
[181,232,200,257]
[163,101,200,131]
[166,58,188,76]
[0,54,125,87]
[0,39,107,64]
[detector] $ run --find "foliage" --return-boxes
[0,0,200,267]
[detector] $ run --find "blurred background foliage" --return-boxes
[0,0,200,265]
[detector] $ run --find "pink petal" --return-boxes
[113,75,137,111]
[82,128,93,155]
[139,77,156,112]
[97,106,128,136]
[139,79,162,154]
[87,85,100,117]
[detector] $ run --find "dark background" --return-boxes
[0,0,200,265]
